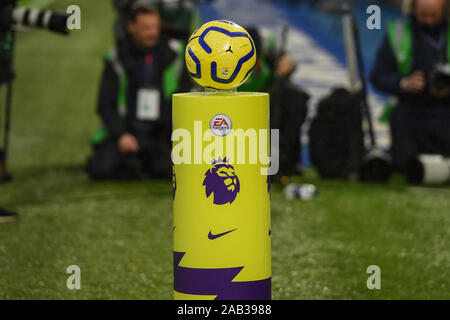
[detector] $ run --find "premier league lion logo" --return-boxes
[203,157,240,205]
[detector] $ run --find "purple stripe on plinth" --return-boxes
[174,252,271,300]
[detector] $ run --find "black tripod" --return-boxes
[319,0,392,183]
[0,78,14,183]
[0,31,14,183]
[0,31,17,222]
[344,6,393,183]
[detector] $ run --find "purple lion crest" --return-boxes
[203,157,240,205]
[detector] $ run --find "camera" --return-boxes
[1,0,69,34]
[0,1,15,83]
[1,0,70,182]
[11,6,69,34]
[0,0,69,84]
[430,63,450,92]
[406,154,450,185]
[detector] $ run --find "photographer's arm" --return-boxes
[97,61,126,140]
[370,35,405,95]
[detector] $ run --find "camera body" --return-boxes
[0,0,69,84]
[406,154,450,185]
[0,0,15,31]
[1,0,70,183]
[0,0,16,84]
[430,63,450,92]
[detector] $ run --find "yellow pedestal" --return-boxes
[172,92,271,300]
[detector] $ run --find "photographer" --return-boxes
[87,4,192,180]
[240,27,309,181]
[371,0,450,172]
[114,0,200,43]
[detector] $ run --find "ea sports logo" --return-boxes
[210,114,232,137]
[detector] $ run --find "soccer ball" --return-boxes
[185,20,257,90]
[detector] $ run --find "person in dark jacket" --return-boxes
[371,0,450,172]
[87,4,192,180]
[240,27,309,182]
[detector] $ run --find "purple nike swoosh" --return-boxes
[208,228,237,240]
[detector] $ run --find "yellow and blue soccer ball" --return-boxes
[185,20,257,91]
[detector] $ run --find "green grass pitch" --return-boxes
[0,0,449,299]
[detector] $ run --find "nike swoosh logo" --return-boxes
[208,228,237,240]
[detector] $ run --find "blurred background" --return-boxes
[0,0,449,299]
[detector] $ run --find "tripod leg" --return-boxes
[351,15,377,148]
[0,90,13,183]
[0,81,14,183]
[0,32,15,183]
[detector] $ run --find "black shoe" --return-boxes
[0,207,17,223]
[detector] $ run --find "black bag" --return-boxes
[271,79,309,179]
[309,88,364,179]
